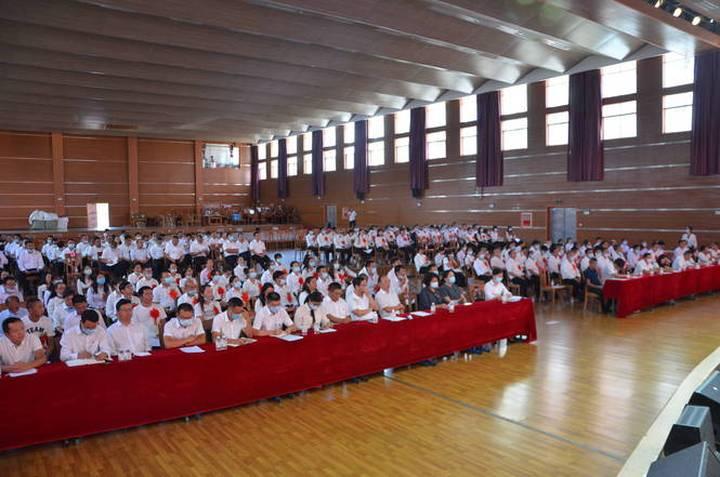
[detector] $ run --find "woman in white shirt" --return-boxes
[194,285,221,331]
[293,291,332,331]
[86,274,110,311]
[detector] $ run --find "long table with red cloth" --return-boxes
[603,265,720,318]
[0,299,536,452]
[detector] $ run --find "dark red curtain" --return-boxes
[353,120,369,200]
[311,130,325,197]
[567,69,604,181]
[277,138,288,199]
[691,50,720,176]
[476,92,503,187]
[409,107,428,198]
[250,145,260,204]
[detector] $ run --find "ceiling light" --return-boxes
[692,15,702,25]
[673,7,683,17]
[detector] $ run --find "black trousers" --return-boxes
[563,278,583,298]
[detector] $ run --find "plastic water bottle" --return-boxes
[430,302,436,314]
[449,302,455,314]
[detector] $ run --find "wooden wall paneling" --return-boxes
[194,140,204,215]
[50,132,65,216]
[137,138,195,216]
[128,136,139,214]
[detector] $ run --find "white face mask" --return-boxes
[430,281,439,289]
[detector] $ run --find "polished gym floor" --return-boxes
[2,294,719,476]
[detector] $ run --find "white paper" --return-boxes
[411,311,433,317]
[227,338,257,347]
[463,302,473,306]
[179,346,205,354]
[65,358,106,367]
[316,328,337,334]
[507,296,522,303]
[133,351,152,357]
[274,333,304,342]
[8,368,38,378]
[382,315,406,322]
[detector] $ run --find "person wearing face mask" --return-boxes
[153,272,180,314]
[60,310,112,362]
[439,271,468,304]
[63,294,106,333]
[682,226,698,250]
[484,268,513,301]
[316,266,332,296]
[417,273,447,311]
[107,299,151,355]
[252,292,296,336]
[132,286,166,343]
[0,276,24,305]
[242,269,261,301]
[163,303,205,349]
[294,291,332,331]
[76,266,95,296]
[272,270,297,312]
[135,265,159,292]
[233,258,248,282]
[211,297,254,344]
[0,317,47,372]
[633,252,658,275]
[286,261,304,296]
[375,276,404,318]
[199,258,215,287]
[196,284,221,331]
[177,278,200,306]
[346,276,378,322]
[87,273,109,311]
[52,289,76,333]
[106,281,140,322]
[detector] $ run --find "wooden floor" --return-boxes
[3,295,720,476]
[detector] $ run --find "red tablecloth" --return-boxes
[0,299,536,452]
[603,265,720,318]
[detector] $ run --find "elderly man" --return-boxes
[375,275,404,319]
[0,317,47,373]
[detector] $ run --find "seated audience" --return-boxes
[0,316,47,372]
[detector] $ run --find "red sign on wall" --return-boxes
[520,212,532,228]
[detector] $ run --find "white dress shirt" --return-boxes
[0,334,42,366]
[17,249,44,272]
[321,296,350,320]
[132,304,166,339]
[163,317,204,340]
[375,288,401,318]
[107,320,150,354]
[252,306,293,331]
[211,311,248,339]
[293,303,331,330]
[60,325,112,361]
[484,280,512,300]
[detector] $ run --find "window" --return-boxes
[546,76,569,108]
[258,144,267,160]
[344,146,355,169]
[426,102,446,129]
[602,101,637,140]
[303,153,312,175]
[501,117,528,151]
[395,137,409,163]
[500,84,528,115]
[287,155,298,176]
[258,161,267,180]
[287,136,297,155]
[322,127,336,148]
[460,126,476,156]
[368,141,384,166]
[395,110,410,135]
[459,96,477,123]
[203,143,239,168]
[663,92,693,134]
[270,140,279,158]
[302,132,312,152]
[369,116,384,139]
[663,53,694,88]
[269,159,278,179]
[323,149,336,172]
[601,61,636,98]
[546,111,569,146]
[426,131,446,160]
[344,123,355,144]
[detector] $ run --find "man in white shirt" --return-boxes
[249,232,270,268]
[63,294,106,333]
[682,226,698,250]
[0,317,47,372]
[153,272,180,313]
[634,253,658,275]
[107,298,150,355]
[346,276,378,322]
[17,240,45,295]
[211,297,254,343]
[0,296,29,328]
[106,281,140,321]
[164,236,186,267]
[388,265,409,301]
[22,297,55,357]
[59,310,112,362]
[252,292,296,336]
[375,276,403,319]
[672,250,693,272]
[100,240,123,281]
[163,303,206,349]
[133,286,166,343]
[484,268,513,301]
[321,283,352,324]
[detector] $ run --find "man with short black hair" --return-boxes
[22,297,55,357]
[252,292,296,336]
[59,309,111,362]
[0,316,46,372]
[211,297,254,344]
[163,302,205,349]
[321,283,352,324]
[107,298,150,355]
